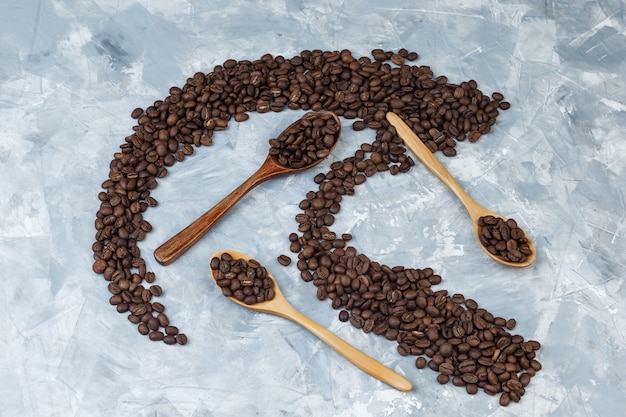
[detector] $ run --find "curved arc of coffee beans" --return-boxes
[91,48,538,405]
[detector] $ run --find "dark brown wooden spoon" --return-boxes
[155,111,341,265]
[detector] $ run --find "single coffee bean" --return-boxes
[157,313,169,327]
[338,310,349,322]
[138,323,149,335]
[131,107,143,119]
[415,357,427,369]
[176,333,188,345]
[438,362,454,376]
[466,383,479,395]
[149,331,164,341]
[277,254,291,266]
[165,325,178,336]
[437,374,450,384]
[163,335,177,345]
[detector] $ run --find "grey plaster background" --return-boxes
[1,1,625,416]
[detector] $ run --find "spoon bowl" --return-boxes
[386,112,536,268]
[154,111,341,265]
[210,249,413,392]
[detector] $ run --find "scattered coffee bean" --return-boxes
[277,254,291,266]
[415,357,427,369]
[176,333,188,345]
[131,107,144,119]
[149,331,164,341]
[338,310,349,322]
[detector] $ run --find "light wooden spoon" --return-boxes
[210,249,413,392]
[154,111,341,265]
[386,112,536,268]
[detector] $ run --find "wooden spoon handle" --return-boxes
[278,303,413,392]
[386,112,484,217]
[154,160,285,265]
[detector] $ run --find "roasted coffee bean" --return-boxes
[147,317,160,331]
[338,310,349,322]
[157,313,169,327]
[131,107,144,119]
[415,357,427,369]
[438,362,454,376]
[466,384,479,395]
[277,254,292,266]
[149,331,164,341]
[137,323,149,335]
[437,373,450,384]
[176,333,188,345]
[163,335,177,345]
[165,326,179,336]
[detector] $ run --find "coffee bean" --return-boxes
[437,373,450,384]
[147,317,160,331]
[149,331,164,341]
[157,313,169,327]
[163,335,177,345]
[131,108,143,119]
[338,310,349,322]
[277,254,291,266]
[138,323,149,335]
[438,362,454,376]
[176,333,188,345]
[466,384,479,395]
[506,318,517,330]
[414,357,427,369]
[92,259,107,273]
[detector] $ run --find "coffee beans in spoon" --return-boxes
[269,111,340,169]
[210,252,275,305]
[478,216,533,263]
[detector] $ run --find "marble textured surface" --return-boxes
[1,1,625,416]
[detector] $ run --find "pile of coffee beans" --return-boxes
[269,111,340,168]
[478,216,532,263]
[210,253,275,305]
[91,47,540,405]
[284,121,541,405]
